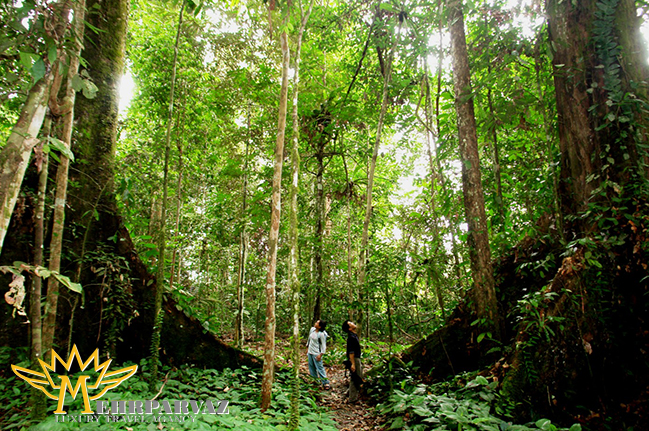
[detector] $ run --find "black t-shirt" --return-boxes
[346,332,361,359]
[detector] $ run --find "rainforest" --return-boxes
[0,0,648,429]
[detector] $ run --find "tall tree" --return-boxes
[447,0,500,339]
[235,111,250,350]
[150,1,185,389]
[358,11,399,338]
[42,0,87,359]
[288,3,314,427]
[260,4,290,412]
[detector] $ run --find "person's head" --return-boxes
[316,319,327,331]
[342,320,356,334]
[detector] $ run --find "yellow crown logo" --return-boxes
[12,345,137,414]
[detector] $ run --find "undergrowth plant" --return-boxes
[0,347,337,431]
[375,372,582,431]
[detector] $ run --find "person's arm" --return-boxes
[307,328,314,353]
[349,352,356,372]
[317,333,326,361]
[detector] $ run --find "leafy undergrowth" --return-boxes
[372,369,582,431]
[0,347,337,431]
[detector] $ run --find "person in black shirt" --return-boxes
[342,320,363,403]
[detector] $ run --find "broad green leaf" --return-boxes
[47,137,75,161]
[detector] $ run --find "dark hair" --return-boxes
[342,320,351,334]
[318,320,327,331]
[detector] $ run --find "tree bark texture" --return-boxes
[0,0,76,253]
[447,0,500,339]
[235,114,250,349]
[288,4,313,427]
[42,0,86,358]
[547,0,649,233]
[52,0,130,359]
[0,76,52,253]
[261,29,290,412]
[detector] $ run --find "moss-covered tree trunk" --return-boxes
[548,0,649,228]
[62,0,129,358]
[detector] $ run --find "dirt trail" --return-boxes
[315,364,386,430]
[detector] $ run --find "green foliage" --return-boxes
[0,347,336,431]
[82,245,137,358]
[376,374,581,431]
[0,262,82,294]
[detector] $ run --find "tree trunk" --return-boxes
[447,0,500,340]
[168,106,185,292]
[358,16,400,337]
[288,4,313,428]
[260,26,290,412]
[487,84,505,226]
[42,0,86,358]
[312,155,324,323]
[0,74,53,253]
[547,0,648,230]
[28,120,51,420]
[151,2,184,387]
[533,36,563,236]
[235,117,250,349]
[62,0,129,358]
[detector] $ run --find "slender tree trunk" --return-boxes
[235,115,250,349]
[168,103,185,292]
[343,152,356,320]
[447,0,500,339]
[0,75,53,253]
[168,138,183,291]
[312,155,324,323]
[358,17,400,337]
[29,118,51,420]
[486,86,504,225]
[288,4,313,427]
[151,2,184,388]
[42,0,86,357]
[261,25,290,412]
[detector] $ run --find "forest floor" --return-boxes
[311,362,386,430]
[244,336,387,430]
